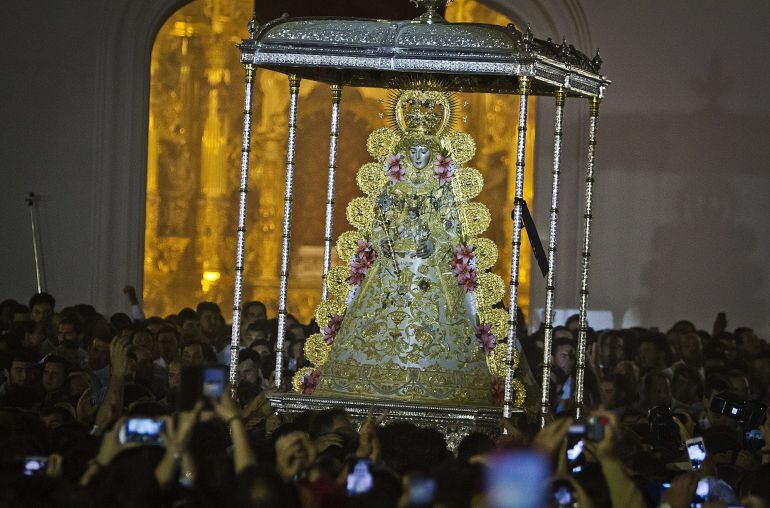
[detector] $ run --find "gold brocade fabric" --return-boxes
[316,154,492,404]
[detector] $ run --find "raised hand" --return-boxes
[531,416,573,456]
[210,386,241,423]
[275,431,317,481]
[315,433,346,454]
[76,389,98,425]
[164,401,203,453]
[241,388,276,429]
[356,407,388,462]
[46,453,63,479]
[109,336,130,378]
[661,472,699,508]
[589,409,618,461]
[123,285,139,305]
[94,418,137,466]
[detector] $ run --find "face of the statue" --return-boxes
[409,145,432,169]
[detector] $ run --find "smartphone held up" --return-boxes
[178,364,228,410]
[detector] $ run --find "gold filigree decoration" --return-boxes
[304,333,331,367]
[366,127,399,160]
[346,197,375,233]
[443,131,476,165]
[451,167,483,202]
[326,265,352,300]
[470,237,498,271]
[486,346,518,377]
[511,378,527,408]
[356,162,388,197]
[336,230,364,262]
[458,202,491,237]
[478,307,508,339]
[292,367,316,394]
[475,271,504,308]
[315,299,347,328]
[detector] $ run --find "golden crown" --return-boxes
[388,89,456,136]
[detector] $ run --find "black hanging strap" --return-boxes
[513,198,548,277]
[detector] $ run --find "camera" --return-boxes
[569,415,606,442]
[346,459,373,496]
[23,456,48,477]
[551,479,577,507]
[118,417,165,445]
[710,392,767,428]
[744,428,766,452]
[408,475,436,507]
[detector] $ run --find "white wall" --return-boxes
[0,0,187,315]
[1,1,768,336]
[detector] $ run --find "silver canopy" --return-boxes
[239,14,609,97]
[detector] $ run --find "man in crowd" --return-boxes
[0,350,38,408]
[41,354,68,405]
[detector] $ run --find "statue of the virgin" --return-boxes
[295,88,525,407]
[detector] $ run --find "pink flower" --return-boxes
[348,240,377,285]
[386,153,403,169]
[433,155,456,186]
[475,323,496,356]
[451,259,472,276]
[322,315,343,345]
[301,369,320,395]
[457,269,477,292]
[385,153,405,184]
[454,244,476,264]
[356,240,373,254]
[348,265,366,285]
[434,154,455,171]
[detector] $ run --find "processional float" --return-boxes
[228,0,609,442]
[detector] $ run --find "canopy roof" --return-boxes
[239,11,609,97]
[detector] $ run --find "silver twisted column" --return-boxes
[539,88,567,427]
[274,74,301,390]
[574,97,601,420]
[321,84,343,301]
[228,63,256,389]
[504,75,531,419]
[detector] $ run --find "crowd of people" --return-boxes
[0,288,768,507]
